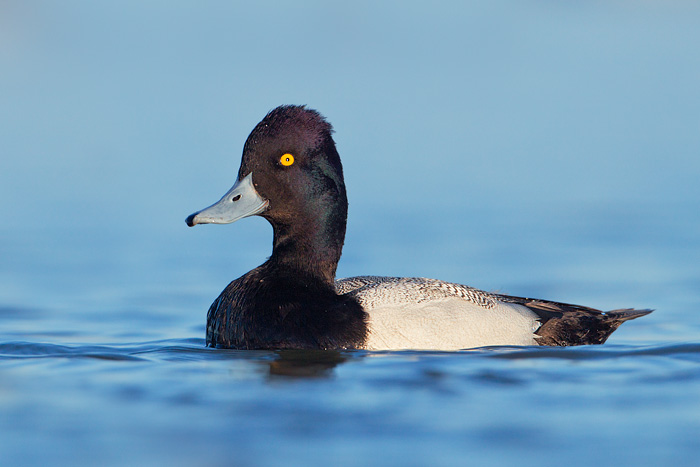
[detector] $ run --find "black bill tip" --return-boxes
[185,213,198,227]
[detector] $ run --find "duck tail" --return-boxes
[532,306,653,346]
[604,308,654,322]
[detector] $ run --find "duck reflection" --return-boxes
[266,350,351,379]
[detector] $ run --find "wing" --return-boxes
[336,276,499,310]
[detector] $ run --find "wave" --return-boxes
[1,339,698,362]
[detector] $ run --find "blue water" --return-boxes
[2,2,700,465]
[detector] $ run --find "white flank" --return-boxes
[336,276,540,350]
[364,298,538,350]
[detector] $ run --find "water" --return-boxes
[2,2,700,465]
[2,338,700,465]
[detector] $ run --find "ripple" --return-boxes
[484,343,700,361]
[0,339,205,362]
[1,340,699,367]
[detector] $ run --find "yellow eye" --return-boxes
[280,154,294,166]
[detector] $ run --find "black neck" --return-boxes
[268,201,346,285]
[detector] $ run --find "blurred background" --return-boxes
[1,2,699,340]
[1,2,699,465]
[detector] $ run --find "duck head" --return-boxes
[186,105,349,282]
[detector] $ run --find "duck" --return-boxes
[186,105,652,350]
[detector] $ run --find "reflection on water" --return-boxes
[267,350,350,379]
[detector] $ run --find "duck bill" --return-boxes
[186,172,268,226]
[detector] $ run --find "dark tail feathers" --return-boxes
[604,308,654,322]
[534,307,653,346]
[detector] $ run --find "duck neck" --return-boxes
[268,206,346,286]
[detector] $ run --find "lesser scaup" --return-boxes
[186,105,651,350]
